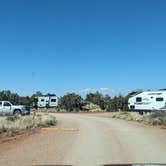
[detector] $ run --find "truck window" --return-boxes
[41,99,45,102]
[136,97,142,102]
[0,102,2,106]
[51,99,56,102]
[156,97,164,102]
[4,102,11,106]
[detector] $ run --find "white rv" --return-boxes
[37,95,58,108]
[128,90,166,113]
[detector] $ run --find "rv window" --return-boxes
[41,99,45,102]
[156,97,164,102]
[51,99,56,102]
[136,97,142,102]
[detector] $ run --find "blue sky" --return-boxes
[0,0,166,96]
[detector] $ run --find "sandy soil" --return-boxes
[0,113,166,166]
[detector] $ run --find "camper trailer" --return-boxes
[37,95,58,108]
[128,90,166,113]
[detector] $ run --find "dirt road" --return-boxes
[0,113,166,166]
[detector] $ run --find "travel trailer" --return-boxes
[37,95,58,108]
[128,90,166,113]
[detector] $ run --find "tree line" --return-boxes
[0,90,137,112]
[0,90,42,106]
[58,91,130,112]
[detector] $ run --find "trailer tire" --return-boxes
[139,111,144,115]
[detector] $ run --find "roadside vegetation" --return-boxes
[0,89,144,114]
[58,93,83,112]
[0,113,56,137]
[1,90,166,126]
[0,90,131,112]
[111,111,166,126]
[58,91,131,112]
[0,90,52,106]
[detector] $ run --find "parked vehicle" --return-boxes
[36,95,58,108]
[0,101,30,116]
[128,90,166,113]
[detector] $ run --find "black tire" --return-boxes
[13,110,22,116]
[139,111,144,115]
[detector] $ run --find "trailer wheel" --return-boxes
[139,111,144,115]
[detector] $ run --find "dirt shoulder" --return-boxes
[0,130,38,153]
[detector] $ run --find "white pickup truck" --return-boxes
[0,101,30,116]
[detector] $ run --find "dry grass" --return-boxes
[85,104,102,112]
[0,113,56,136]
[111,112,144,122]
[111,111,166,126]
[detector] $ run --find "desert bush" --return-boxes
[59,93,83,111]
[6,116,20,122]
[143,111,166,125]
[0,113,56,136]
[111,111,166,126]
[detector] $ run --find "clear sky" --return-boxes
[0,0,166,96]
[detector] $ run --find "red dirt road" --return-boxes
[0,113,166,166]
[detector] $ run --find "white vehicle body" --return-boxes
[37,95,58,108]
[0,101,30,115]
[128,91,166,112]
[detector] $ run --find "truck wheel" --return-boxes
[14,110,22,116]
